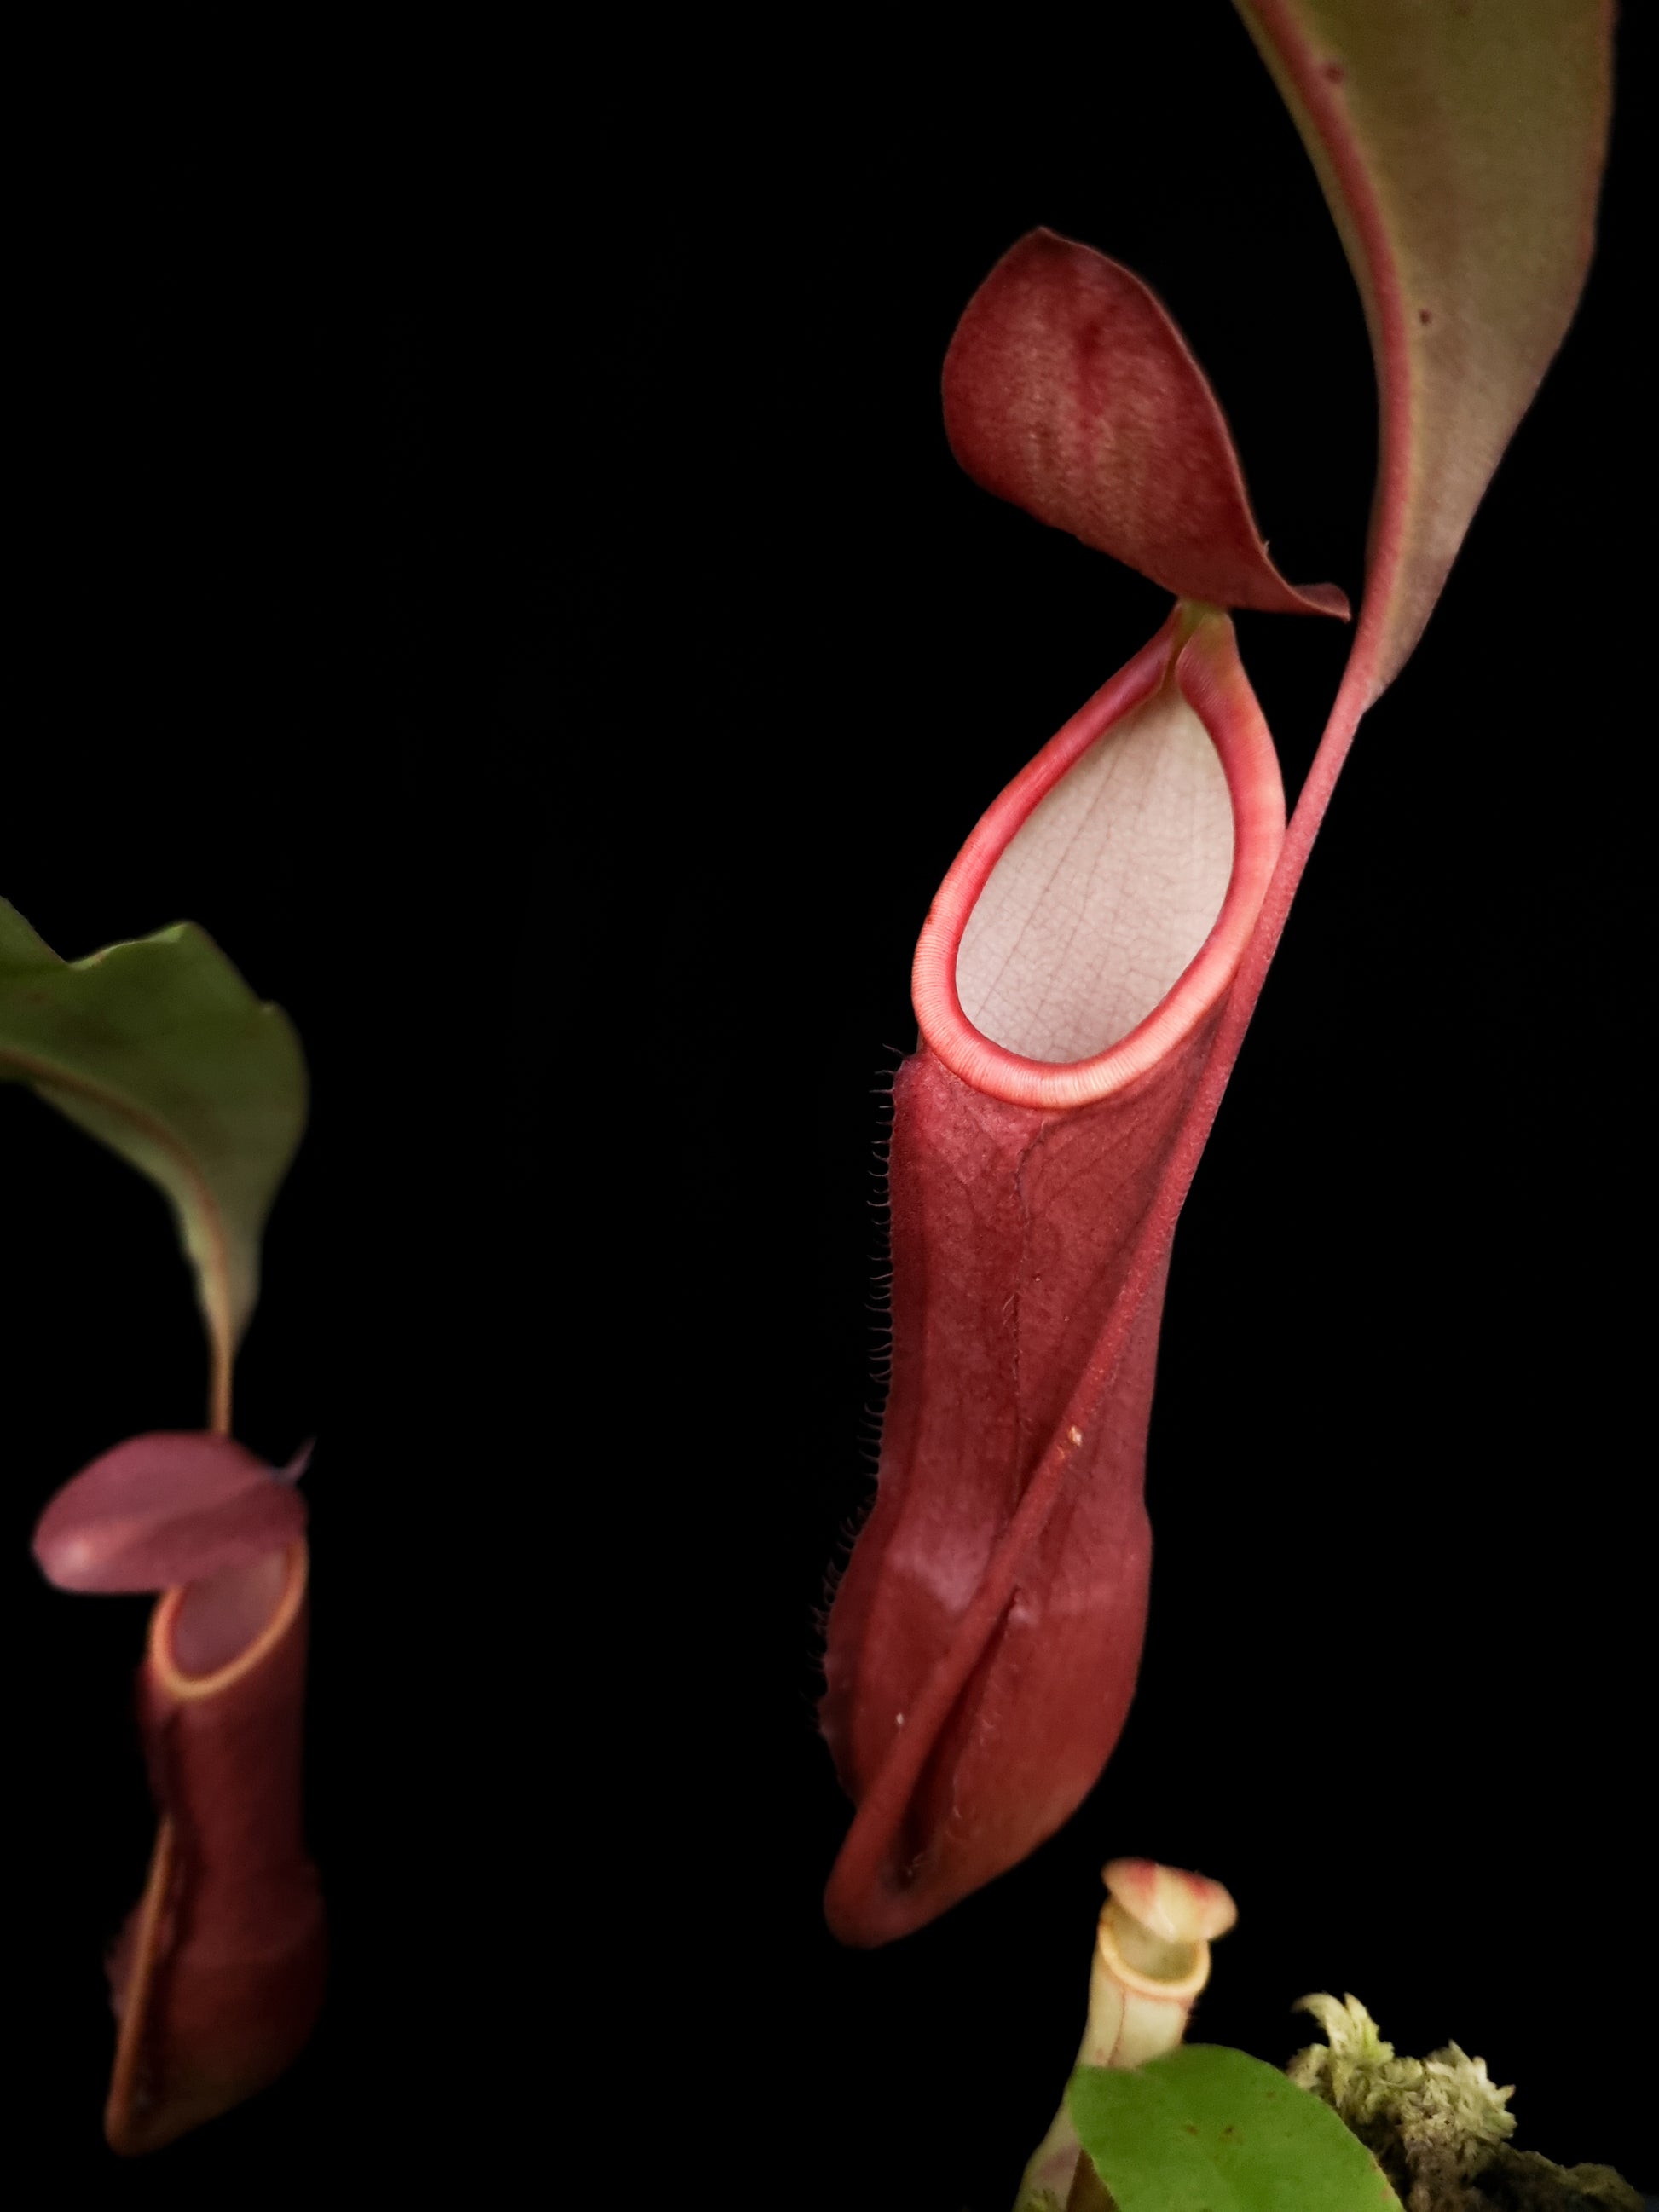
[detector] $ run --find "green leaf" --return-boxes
[1237,1,1611,699]
[1,898,306,1428]
[1068,2045,1402,2212]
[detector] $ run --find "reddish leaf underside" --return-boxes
[1240,0,1611,699]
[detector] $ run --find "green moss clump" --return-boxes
[1287,1995,1640,2212]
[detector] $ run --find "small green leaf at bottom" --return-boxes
[1068,2045,1402,2212]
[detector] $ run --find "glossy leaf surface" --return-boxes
[1069,2046,1401,2212]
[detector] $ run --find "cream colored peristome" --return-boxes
[1014,1857,1239,2211]
[914,611,1285,1112]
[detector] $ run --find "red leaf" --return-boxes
[32,1431,307,1594]
[942,229,1347,619]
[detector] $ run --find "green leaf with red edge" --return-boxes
[0,898,306,1429]
[1238,0,1612,697]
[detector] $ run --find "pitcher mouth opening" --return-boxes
[912,607,1286,1112]
[154,1540,308,1696]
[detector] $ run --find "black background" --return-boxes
[3,14,1650,2204]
